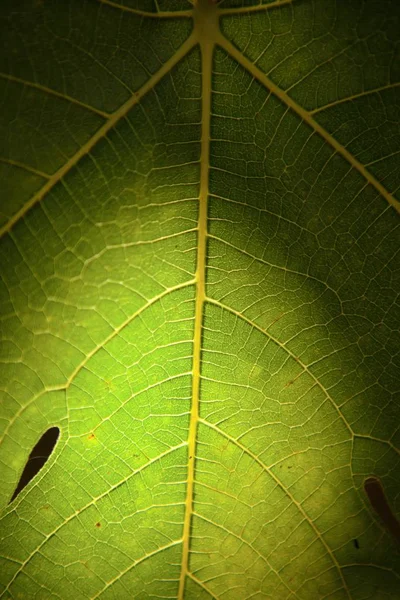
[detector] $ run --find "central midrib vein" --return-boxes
[178,7,214,598]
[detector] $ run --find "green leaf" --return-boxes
[1,0,399,598]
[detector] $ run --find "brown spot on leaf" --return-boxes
[364,477,400,543]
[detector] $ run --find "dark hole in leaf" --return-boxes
[353,539,359,549]
[9,427,60,504]
[364,477,400,543]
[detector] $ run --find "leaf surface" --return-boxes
[0,0,399,598]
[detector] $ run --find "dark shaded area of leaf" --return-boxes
[364,477,400,543]
[9,427,60,504]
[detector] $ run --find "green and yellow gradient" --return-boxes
[0,0,399,598]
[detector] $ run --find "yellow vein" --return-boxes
[93,540,182,599]
[284,41,360,96]
[67,372,192,441]
[193,511,302,599]
[0,33,196,239]
[98,0,192,17]
[178,9,213,597]
[0,157,50,179]
[216,34,400,214]
[82,229,198,259]
[366,149,400,167]
[0,280,194,447]
[0,73,110,118]
[199,417,352,600]
[206,296,354,437]
[187,572,220,600]
[310,82,400,115]
[354,434,400,456]
[208,231,343,305]
[2,443,186,595]
[218,0,296,16]
[340,564,400,579]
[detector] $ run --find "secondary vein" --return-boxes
[216,33,400,215]
[0,34,197,239]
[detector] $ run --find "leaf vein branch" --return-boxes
[0,281,194,447]
[186,572,220,599]
[310,82,400,115]
[97,0,192,18]
[198,417,352,599]
[0,73,110,118]
[193,511,302,599]
[217,0,297,16]
[0,157,50,179]
[92,540,182,599]
[205,296,353,437]
[0,34,197,239]
[3,442,187,594]
[208,232,344,307]
[1,444,186,595]
[216,34,400,214]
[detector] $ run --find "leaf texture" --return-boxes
[0,0,399,598]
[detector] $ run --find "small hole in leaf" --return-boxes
[9,427,60,504]
[364,477,400,543]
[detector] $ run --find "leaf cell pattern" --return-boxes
[0,0,399,598]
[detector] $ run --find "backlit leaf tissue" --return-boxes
[0,0,399,598]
